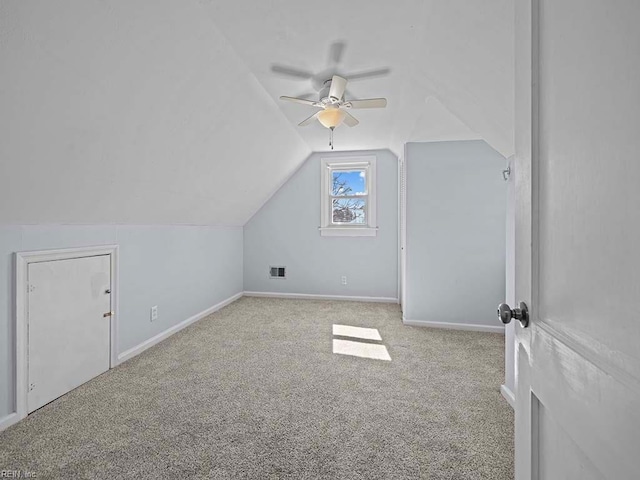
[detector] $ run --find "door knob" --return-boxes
[497,302,529,328]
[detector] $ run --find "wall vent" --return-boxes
[269,266,286,279]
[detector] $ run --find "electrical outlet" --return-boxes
[150,305,158,322]
[341,276,347,285]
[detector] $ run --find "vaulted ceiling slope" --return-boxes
[202,0,514,157]
[0,1,513,226]
[0,1,310,225]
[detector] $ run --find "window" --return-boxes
[320,156,377,236]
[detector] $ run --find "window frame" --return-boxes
[320,155,377,237]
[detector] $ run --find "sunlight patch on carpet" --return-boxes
[332,339,391,361]
[332,324,382,341]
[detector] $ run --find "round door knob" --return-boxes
[497,302,529,328]
[498,303,513,324]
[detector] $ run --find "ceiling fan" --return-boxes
[279,74,387,149]
[271,41,390,89]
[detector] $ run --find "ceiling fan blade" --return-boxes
[345,68,391,81]
[280,96,321,107]
[271,65,314,80]
[298,112,320,126]
[345,98,387,109]
[328,41,346,65]
[342,111,359,127]
[329,75,347,101]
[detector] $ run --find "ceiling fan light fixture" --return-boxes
[317,108,346,129]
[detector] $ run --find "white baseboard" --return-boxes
[402,317,505,334]
[243,291,399,303]
[501,384,516,409]
[0,413,20,432]
[1,292,244,433]
[117,292,243,364]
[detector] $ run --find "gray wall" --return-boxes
[0,225,243,420]
[404,141,506,326]
[244,150,398,299]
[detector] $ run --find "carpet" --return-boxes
[0,297,513,479]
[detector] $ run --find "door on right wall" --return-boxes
[514,0,640,478]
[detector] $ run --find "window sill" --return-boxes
[319,227,378,237]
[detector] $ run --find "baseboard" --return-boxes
[243,291,399,303]
[0,413,20,432]
[117,292,243,364]
[402,317,505,334]
[501,384,516,409]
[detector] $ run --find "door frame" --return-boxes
[398,146,407,310]
[514,0,540,474]
[14,245,119,421]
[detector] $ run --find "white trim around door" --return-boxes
[14,245,119,426]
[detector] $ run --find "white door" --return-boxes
[28,255,111,412]
[513,0,640,478]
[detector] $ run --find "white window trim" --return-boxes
[320,155,377,237]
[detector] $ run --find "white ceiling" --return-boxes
[0,0,513,225]
[201,0,513,156]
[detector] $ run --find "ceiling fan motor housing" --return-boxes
[320,79,341,103]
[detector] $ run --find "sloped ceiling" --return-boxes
[0,0,513,226]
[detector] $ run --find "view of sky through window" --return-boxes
[331,170,367,224]
[332,170,366,196]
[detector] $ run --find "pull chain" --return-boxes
[329,127,334,150]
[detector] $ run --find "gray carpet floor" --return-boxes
[0,297,514,479]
